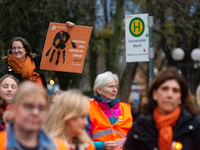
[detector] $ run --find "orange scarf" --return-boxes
[153,107,181,150]
[8,54,43,86]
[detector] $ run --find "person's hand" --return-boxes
[104,141,118,150]
[66,21,74,27]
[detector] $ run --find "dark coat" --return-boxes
[123,109,200,150]
[0,54,47,88]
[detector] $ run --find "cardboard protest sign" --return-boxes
[40,22,93,73]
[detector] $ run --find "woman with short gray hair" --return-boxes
[87,71,133,150]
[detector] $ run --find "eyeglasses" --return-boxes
[11,46,24,51]
[105,85,119,90]
[23,103,46,112]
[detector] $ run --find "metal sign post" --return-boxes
[125,14,154,84]
[148,16,154,84]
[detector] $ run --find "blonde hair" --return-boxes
[3,110,10,123]
[50,89,64,104]
[44,89,91,144]
[12,81,49,107]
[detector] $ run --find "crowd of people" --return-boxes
[0,21,200,150]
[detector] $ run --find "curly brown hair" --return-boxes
[141,66,199,116]
[2,37,36,60]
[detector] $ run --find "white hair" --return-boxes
[93,71,119,94]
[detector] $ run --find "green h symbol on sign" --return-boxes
[129,17,145,37]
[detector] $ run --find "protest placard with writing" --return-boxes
[40,22,93,73]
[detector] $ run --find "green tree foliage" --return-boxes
[0,0,96,91]
[134,0,200,95]
[0,0,199,100]
[0,0,47,53]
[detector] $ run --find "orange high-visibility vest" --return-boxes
[0,131,69,150]
[89,100,133,142]
[54,138,70,150]
[0,131,6,150]
[87,142,96,150]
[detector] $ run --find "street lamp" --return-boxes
[171,48,185,61]
[191,48,200,68]
[191,48,200,61]
[172,47,200,63]
[171,48,186,77]
[171,47,200,96]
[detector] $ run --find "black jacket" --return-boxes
[123,109,200,150]
[0,54,47,88]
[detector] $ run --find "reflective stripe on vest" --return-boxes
[89,100,133,142]
[92,128,126,139]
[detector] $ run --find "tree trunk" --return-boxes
[88,0,97,94]
[119,62,138,103]
[109,0,124,73]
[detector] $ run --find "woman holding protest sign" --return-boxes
[0,21,74,88]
